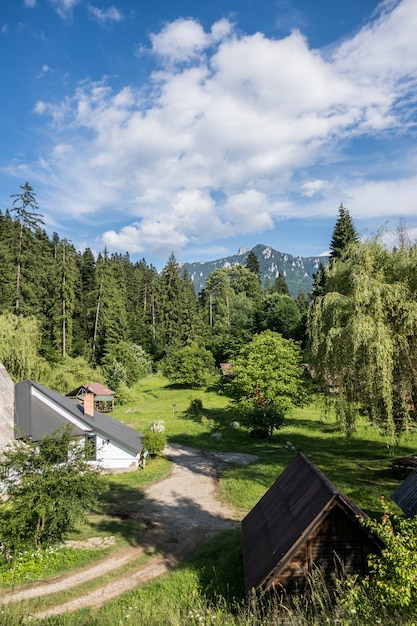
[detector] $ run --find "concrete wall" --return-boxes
[0,363,15,453]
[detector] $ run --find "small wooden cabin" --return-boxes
[391,468,417,516]
[66,383,115,413]
[242,452,384,595]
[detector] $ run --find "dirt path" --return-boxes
[1,443,258,618]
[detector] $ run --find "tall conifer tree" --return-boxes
[10,182,44,314]
[329,203,359,261]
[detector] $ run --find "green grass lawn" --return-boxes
[114,374,417,518]
[3,375,417,625]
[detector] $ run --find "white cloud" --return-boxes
[24,0,37,8]
[150,18,209,64]
[51,143,73,157]
[36,64,53,78]
[301,179,329,197]
[18,2,417,258]
[342,177,417,220]
[87,5,124,25]
[224,190,274,232]
[149,17,232,65]
[49,0,81,19]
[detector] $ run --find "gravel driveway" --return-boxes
[1,443,258,618]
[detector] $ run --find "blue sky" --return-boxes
[1,0,416,269]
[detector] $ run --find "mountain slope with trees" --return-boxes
[181,243,327,297]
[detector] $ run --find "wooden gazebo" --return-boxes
[66,382,115,413]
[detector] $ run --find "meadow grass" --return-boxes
[3,374,417,624]
[115,374,417,517]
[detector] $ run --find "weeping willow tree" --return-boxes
[308,239,417,443]
[0,313,48,381]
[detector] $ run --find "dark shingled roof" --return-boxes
[391,468,417,517]
[15,380,142,455]
[241,452,381,594]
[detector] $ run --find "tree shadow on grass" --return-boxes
[93,487,237,564]
[169,414,415,519]
[181,528,245,602]
[95,482,148,546]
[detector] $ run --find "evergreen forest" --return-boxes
[2,186,417,445]
[0,183,307,393]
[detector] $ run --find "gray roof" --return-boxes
[391,468,417,517]
[15,380,142,455]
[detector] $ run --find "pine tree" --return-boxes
[10,182,44,314]
[244,250,260,278]
[273,274,290,295]
[329,203,359,261]
[92,250,128,363]
[310,204,357,299]
[0,210,17,312]
[50,239,78,357]
[157,254,203,355]
[73,248,97,356]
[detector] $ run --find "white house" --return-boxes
[0,364,143,471]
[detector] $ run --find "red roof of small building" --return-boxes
[84,382,115,396]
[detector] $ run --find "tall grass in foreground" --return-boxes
[3,529,416,625]
[2,572,416,626]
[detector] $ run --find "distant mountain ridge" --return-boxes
[181,244,328,297]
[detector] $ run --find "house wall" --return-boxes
[90,432,139,470]
[270,506,378,594]
[0,363,15,453]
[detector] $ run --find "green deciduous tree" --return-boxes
[0,313,48,381]
[204,266,261,362]
[308,239,417,442]
[103,341,153,388]
[43,356,104,394]
[161,341,216,388]
[338,501,417,623]
[0,427,108,554]
[258,293,301,339]
[229,330,310,434]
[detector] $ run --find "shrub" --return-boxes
[161,343,216,388]
[248,405,285,436]
[143,430,167,457]
[187,398,203,416]
[103,342,153,388]
[337,501,417,623]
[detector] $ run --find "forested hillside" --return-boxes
[0,186,308,389]
[4,186,417,448]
